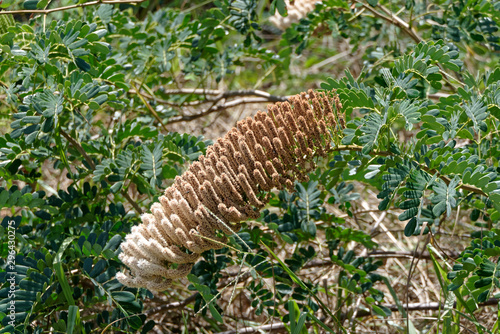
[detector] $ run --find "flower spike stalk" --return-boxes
[116,90,343,291]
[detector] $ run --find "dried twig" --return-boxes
[158,88,289,102]
[353,0,421,43]
[164,97,289,124]
[131,82,169,133]
[216,322,286,334]
[144,293,198,316]
[130,89,289,105]
[127,88,289,125]
[309,51,350,73]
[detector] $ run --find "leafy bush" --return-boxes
[0,0,499,333]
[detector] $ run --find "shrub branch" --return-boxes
[60,129,143,214]
[333,145,487,197]
[0,0,147,15]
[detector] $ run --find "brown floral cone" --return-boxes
[116,90,342,291]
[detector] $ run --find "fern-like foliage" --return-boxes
[359,112,386,154]
[322,70,375,115]
[295,181,322,237]
[393,100,422,131]
[463,95,489,133]
[431,177,459,218]
[447,229,500,303]
[141,143,163,188]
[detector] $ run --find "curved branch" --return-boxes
[130,89,289,106]
[158,88,289,102]
[60,129,96,170]
[0,0,147,15]
[164,97,290,124]
[127,88,289,124]
[131,82,169,133]
[144,293,198,316]
[61,129,143,214]
[353,0,421,43]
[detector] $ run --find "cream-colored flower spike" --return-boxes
[116,90,343,291]
[269,0,319,30]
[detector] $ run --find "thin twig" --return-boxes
[157,88,288,101]
[144,293,198,316]
[165,97,289,124]
[309,51,350,73]
[60,129,96,169]
[130,88,288,105]
[128,88,289,124]
[216,322,286,334]
[60,129,143,214]
[0,0,147,15]
[428,92,451,100]
[120,188,143,214]
[131,82,169,133]
[365,250,460,260]
[354,0,421,43]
